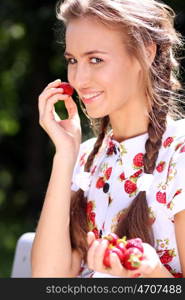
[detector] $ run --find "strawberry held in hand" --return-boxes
[102,233,144,270]
[58,82,74,96]
[125,237,144,253]
[122,247,143,270]
[104,233,119,245]
[103,245,125,268]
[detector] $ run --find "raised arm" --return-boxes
[31,79,82,277]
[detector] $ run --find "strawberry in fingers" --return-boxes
[57,82,74,96]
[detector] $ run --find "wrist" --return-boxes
[146,261,174,278]
[53,152,76,172]
[54,150,77,164]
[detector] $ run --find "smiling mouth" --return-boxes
[82,92,103,104]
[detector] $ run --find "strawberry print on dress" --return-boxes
[71,117,185,278]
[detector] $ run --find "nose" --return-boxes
[68,62,91,91]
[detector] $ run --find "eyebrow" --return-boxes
[64,50,108,57]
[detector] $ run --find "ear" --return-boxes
[146,42,157,65]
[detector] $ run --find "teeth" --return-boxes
[82,92,101,99]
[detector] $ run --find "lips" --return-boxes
[81,92,103,104]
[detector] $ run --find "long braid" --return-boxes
[114,109,167,244]
[85,116,109,172]
[70,116,109,260]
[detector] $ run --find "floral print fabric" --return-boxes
[71,117,185,278]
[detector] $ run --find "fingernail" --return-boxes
[132,273,141,278]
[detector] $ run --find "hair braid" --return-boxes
[69,116,109,260]
[114,108,167,244]
[85,116,110,171]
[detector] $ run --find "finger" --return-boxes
[38,87,64,116]
[87,232,96,247]
[44,79,62,91]
[40,93,69,125]
[64,96,78,120]
[87,239,100,270]
[109,254,140,278]
[109,253,125,275]
[131,272,142,278]
[93,239,108,270]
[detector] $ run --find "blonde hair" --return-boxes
[56,0,185,260]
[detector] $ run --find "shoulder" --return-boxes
[71,136,97,192]
[79,136,97,160]
[80,136,97,151]
[73,136,97,172]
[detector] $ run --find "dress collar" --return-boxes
[104,129,149,154]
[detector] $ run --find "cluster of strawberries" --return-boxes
[102,233,144,270]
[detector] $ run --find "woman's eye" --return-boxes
[90,57,103,64]
[64,57,103,65]
[65,58,76,65]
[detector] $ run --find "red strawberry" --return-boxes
[156,191,166,204]
[175,142,184,151]
[173,272,183,278]
[173,189,182,198]
[80,153,86,166]
[119,172,126,181]
[131,169,143,178]
[86,201,93,214]
[103,233,119,245]
[164,264,172,272]
[160,253,173,264]
[103,245,125,268]
[125,238,144,253]
[92,228,99,239]
[58,82,74,96]
[133,153,144,168]
[91,165,97,175]
[180,145,185,153]
[107,141,116,155]
[115,239,127,254]
[163,137,174,148]
[89,211,96,224]
[104,167,112,180]
[156,161,165,173]
[164,264,183,277]
[124,180,137,194]
[159,249,175,264]
[122,247,143,270]
[96,177,105,188]
[103,248,111,268]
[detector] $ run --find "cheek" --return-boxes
[67,68,72,84]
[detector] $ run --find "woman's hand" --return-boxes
[38,79,81,161]
[87,232,163,278]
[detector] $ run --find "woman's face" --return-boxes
[65,16,144,119]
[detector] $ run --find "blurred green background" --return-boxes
[0,0,184,277]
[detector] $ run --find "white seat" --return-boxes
[11,232,35,278]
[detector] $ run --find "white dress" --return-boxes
[71,117,185,278]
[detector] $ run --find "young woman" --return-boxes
[31,0,185,278]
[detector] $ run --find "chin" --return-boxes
[86,108,109,119]
[88,112,108,119]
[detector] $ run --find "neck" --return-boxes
[109,98,150,143]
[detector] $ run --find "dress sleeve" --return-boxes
[166,141,185,218]
[71,137,96,192]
